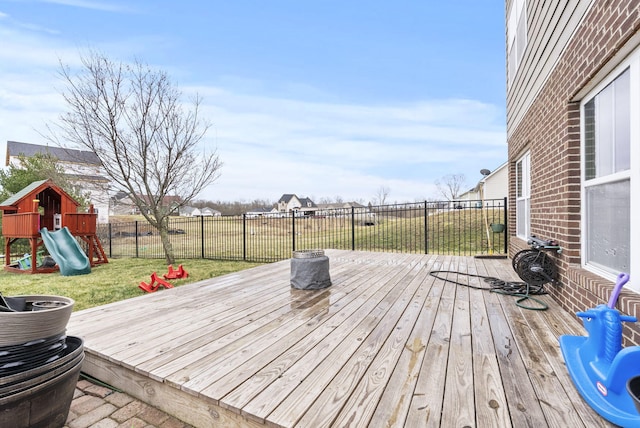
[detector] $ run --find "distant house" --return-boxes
[316,202,367,216]
[457,162,508,207]
[276,194,317,215]
[5,141,111,223]
[180,206,221,217]
[200,207,221,217]
[110,192,182,216]
[110,192,137,216]
[245,207,275,218]
[316,201,376,225]
[180,206,202,217]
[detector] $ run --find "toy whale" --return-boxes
[559,273,640,427]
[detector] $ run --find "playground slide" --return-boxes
[40,227,91,276]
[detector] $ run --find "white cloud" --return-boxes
[39,0,134,13]
[190,88,505,202]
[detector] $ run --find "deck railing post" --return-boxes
[108,223,112,258]
[135,221,139,258]
[242,214,247,261]
[424,201,428,254]
[503,196,508,254]
[351,207,355,251]
[201,215,205,259]
[292,212,296,252]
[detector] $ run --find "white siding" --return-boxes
[507,0,595,136]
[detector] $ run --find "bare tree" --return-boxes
[52,51,222,264]
[435,174,467,200]
[373,185,390,206]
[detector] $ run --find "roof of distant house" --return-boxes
[316,202,366,210]
[278,194,318,207]
[109,192,182,207]
[247,207,273,213]
[298,197,317,208]
[200,207,220,214]
[136,194,183,206]
[278,194,296,203]
[65,173,110,183]
[6,141,101,166]
[180,206,198,215]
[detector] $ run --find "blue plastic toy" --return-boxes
[559,273,640,427]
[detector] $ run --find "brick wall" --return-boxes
[508,0,640,345]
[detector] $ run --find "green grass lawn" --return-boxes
[0,258,265,311]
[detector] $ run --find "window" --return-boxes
[507,0,527,86]
[581,50,639,285]
[516,151,530,240]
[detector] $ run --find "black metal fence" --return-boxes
[95,198,507,262]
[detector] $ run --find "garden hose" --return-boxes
[428,271,549,311]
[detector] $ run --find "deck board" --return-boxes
[467,260,511,427]
[67,250,616,427]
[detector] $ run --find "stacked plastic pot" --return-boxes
[0,295,84,428]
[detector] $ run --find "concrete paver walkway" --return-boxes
[64,378,193,428]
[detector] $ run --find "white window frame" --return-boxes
[507,0,527,87]
[580,47,640,289]
[515,151,530,240]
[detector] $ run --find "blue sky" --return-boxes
[0,0,507,204]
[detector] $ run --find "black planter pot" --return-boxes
[627,375,640,415]
[0,353,83,428]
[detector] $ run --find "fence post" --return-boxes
[201,215,205,259]
[242,214,247,261]
[292,213,296,252]
[503,196,508,254]
[424,201,428,254]
[135,221,139,258]
[108,223,112,258]
[351,207,355,251]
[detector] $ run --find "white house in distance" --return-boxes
[316,201,377,225]
[5,141,111,223]
[179,206,221,217]
[457,162,508,206]
[276,194,318,216]
[245,207,278,218]
[315,201,368,216]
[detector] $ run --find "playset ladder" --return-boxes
[78,234,108,266]
[89,235,108,265]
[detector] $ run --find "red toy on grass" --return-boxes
[138,272,174,293]
[163,264,189,280]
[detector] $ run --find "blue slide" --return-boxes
[40,227,91,276]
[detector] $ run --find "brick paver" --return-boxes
[111,400,146,423]
[104,391,135,407]
[137,403,171,426]
[67,403,117,428]
[87,419,119,428]
[64,379,194,428]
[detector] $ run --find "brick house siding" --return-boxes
[507,1,640,346]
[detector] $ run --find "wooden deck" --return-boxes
[67,250,614,427]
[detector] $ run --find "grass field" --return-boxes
[0,258,264,311]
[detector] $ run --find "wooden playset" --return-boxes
[0,179,107,274]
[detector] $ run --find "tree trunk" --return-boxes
[158,227,176,265]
